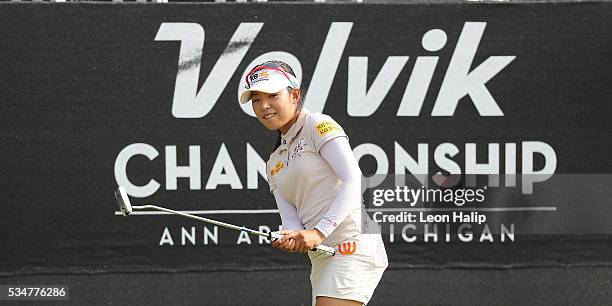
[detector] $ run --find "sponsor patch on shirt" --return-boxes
[291,138,308,160]
[316,121,341,136]
[337,241,357,255]
[270,160,284,176]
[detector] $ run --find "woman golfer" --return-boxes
[239,61,388,306]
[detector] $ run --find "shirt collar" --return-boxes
[280,107,310,149]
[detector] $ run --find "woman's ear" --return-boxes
[291,88,301,104]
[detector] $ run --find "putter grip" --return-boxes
[269,232,284,240]
[313,244,336,256]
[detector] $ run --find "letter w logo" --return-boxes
[337,241,357,255]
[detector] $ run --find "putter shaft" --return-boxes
[131,205,336,256]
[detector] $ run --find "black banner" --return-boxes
[1,2,611,275]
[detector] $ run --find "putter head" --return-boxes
[115,186,133,216]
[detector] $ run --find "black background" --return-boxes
[1,2,611,275]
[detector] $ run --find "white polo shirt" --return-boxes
[266,108,362,246]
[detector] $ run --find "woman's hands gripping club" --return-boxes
[271,229,326,253]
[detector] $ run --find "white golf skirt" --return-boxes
[308,233,388,305]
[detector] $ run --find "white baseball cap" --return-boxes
[239,65,300,104]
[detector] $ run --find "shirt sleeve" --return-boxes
[273,189,305,231]
[310,114,349,153]
[314,136,362,238]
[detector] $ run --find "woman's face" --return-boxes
[251,88,301,134]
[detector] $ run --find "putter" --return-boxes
[114,186,335,256]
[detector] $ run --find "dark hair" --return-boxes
[259,60,305,153]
